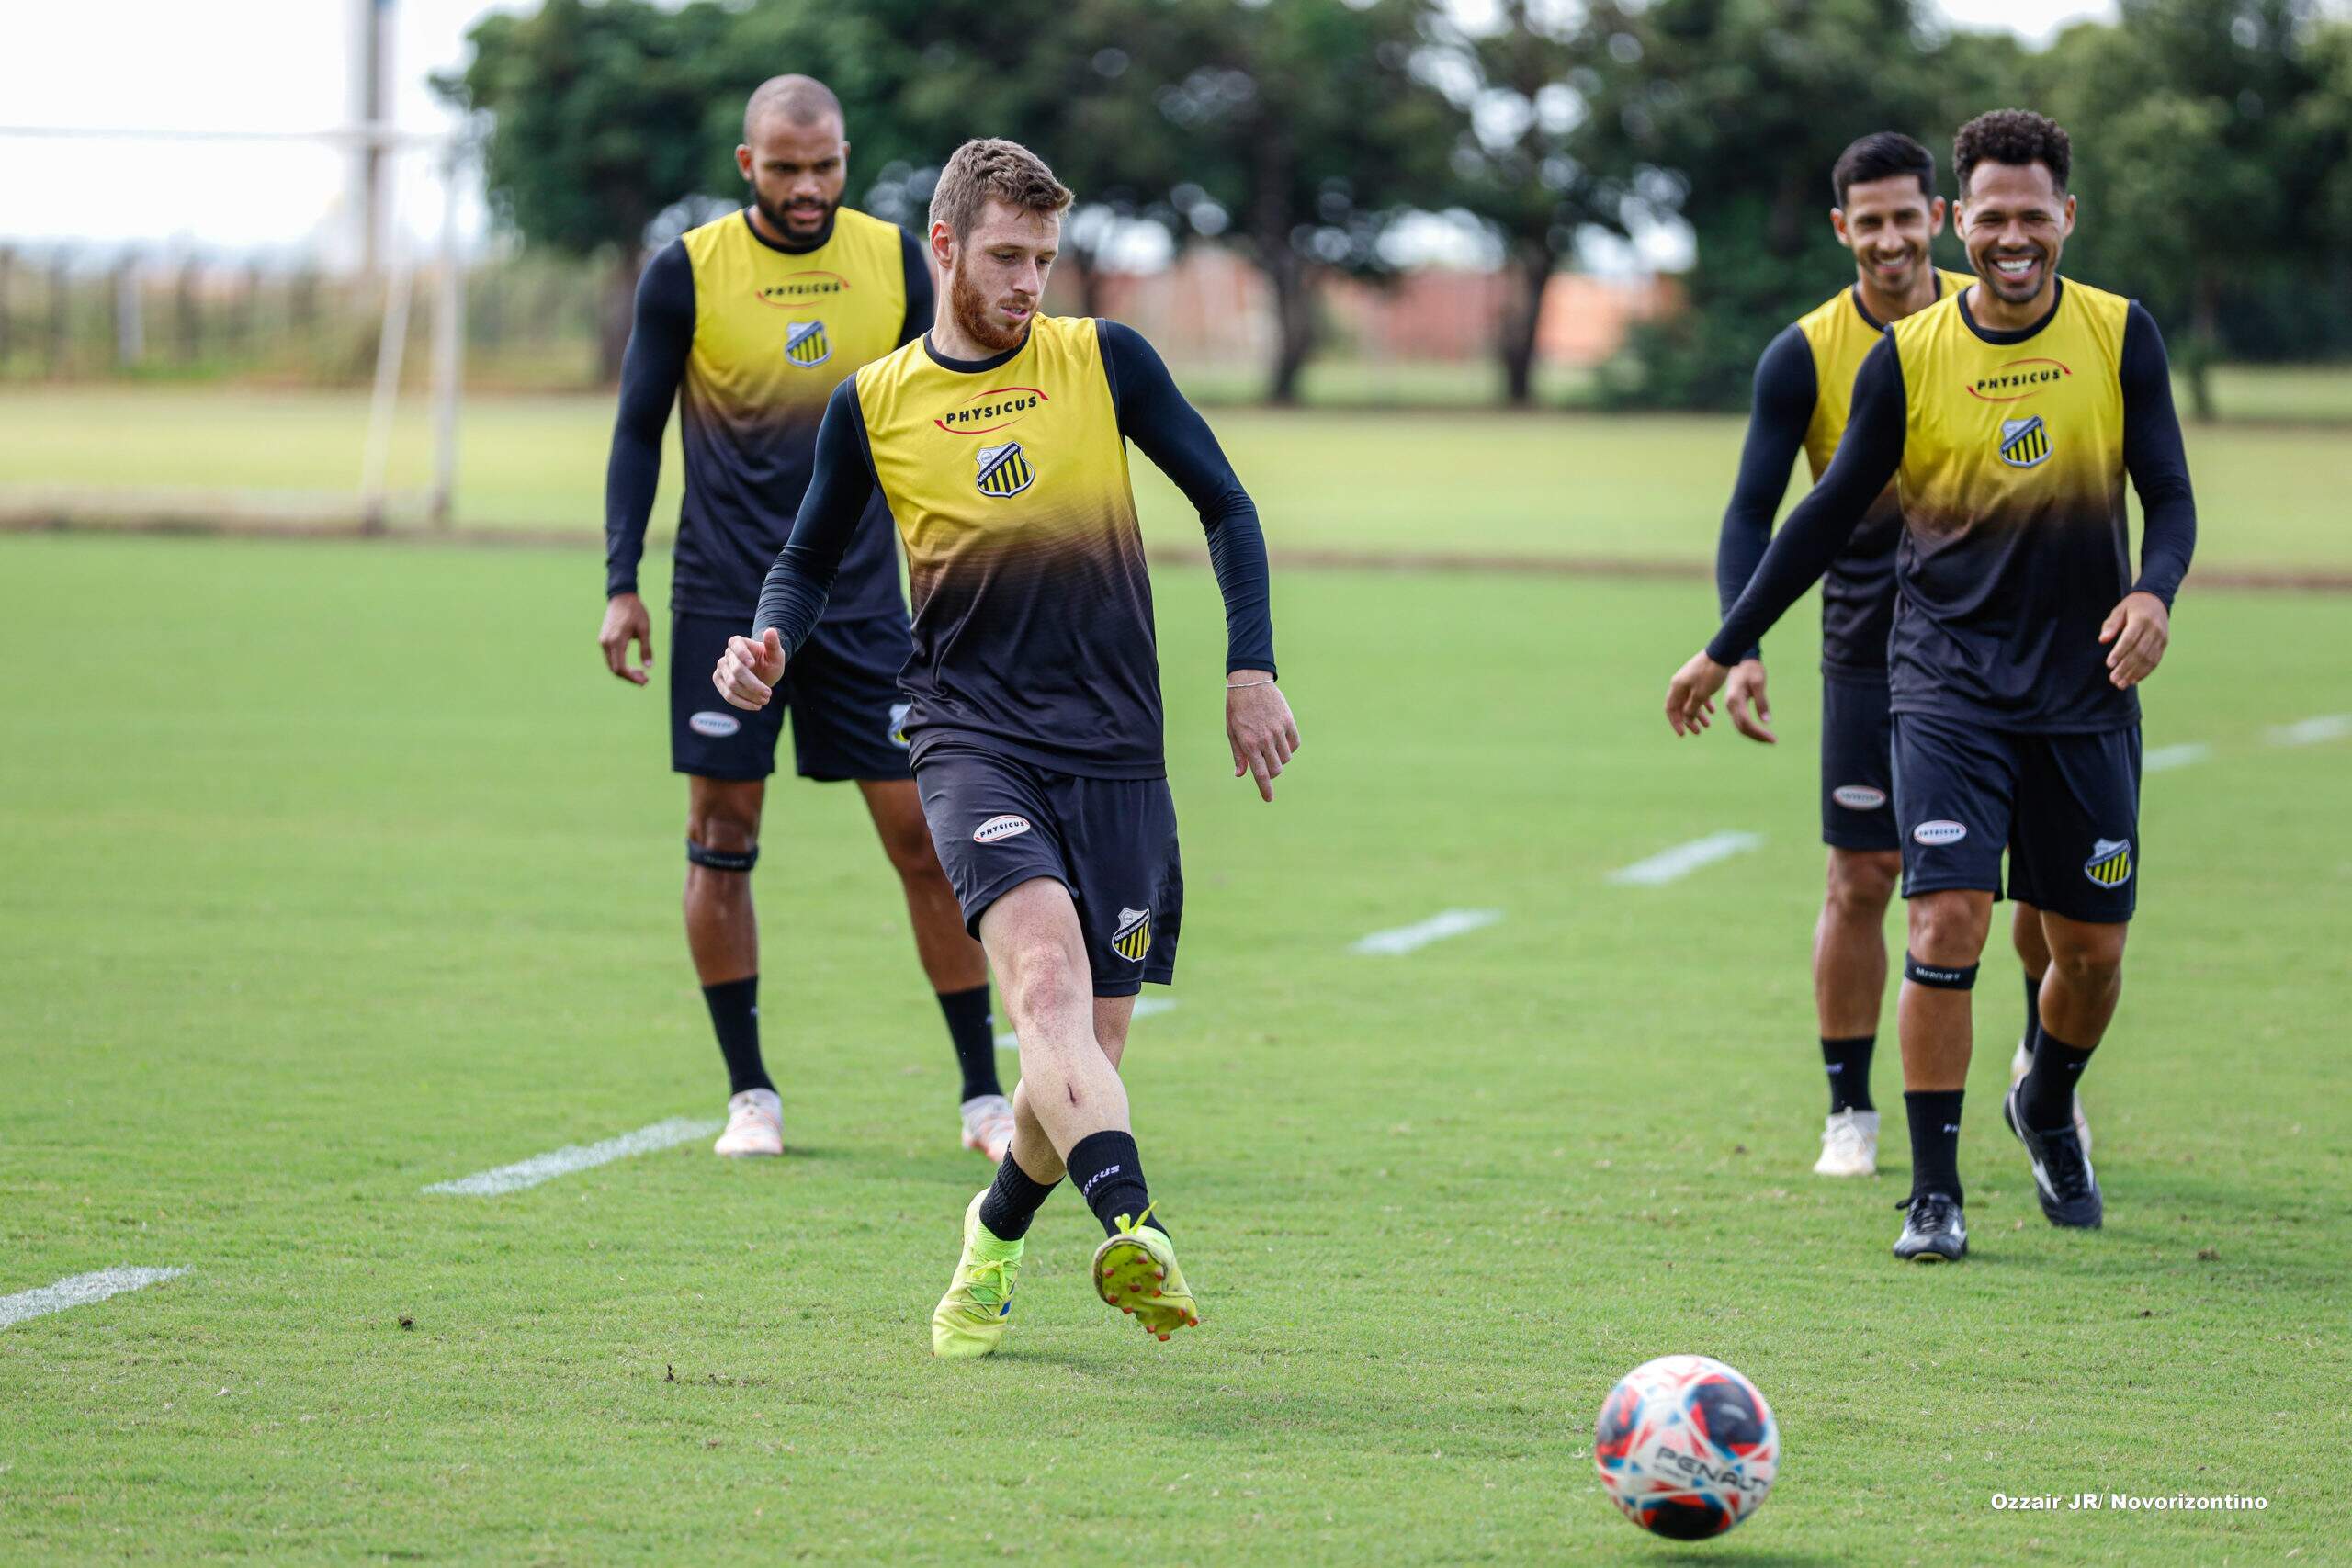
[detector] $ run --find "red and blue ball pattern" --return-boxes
[1593,1354,1779,1539]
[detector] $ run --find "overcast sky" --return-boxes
[0,0,2122,263]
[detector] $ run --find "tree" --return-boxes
[1428,0,1634,405]
[1586,0,1979,408]
[1162,0,1462,403]
[2024,0,2350,418]
[437,0,735,382]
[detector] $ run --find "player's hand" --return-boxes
[1724,658,1776,744]
[1665,651,1731,737]
[599,592,654,686]
[1226,672,1298,803]
[2099,591,2170,689]
[715,628,786,711]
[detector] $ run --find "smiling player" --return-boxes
[1667,110,2197,1262]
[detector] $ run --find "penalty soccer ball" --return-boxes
[1592,1354,1779,1539]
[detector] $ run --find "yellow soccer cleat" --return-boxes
[931,1191,1023,1359]
[1091,1210,1200,1343]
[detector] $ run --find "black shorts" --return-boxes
[1892,711,2141,924]
[669,612,914,784]
[1820,670,1898,852]
[914,742,1182,997]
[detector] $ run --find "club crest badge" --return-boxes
[2083,837,2133,887]
[1112,906,1152,963]
[975,441,1035,498]
[888,701,912,749]
[784,321,831,368]
[1998,414,2051,468]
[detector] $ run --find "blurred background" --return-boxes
[1,0,2346,534]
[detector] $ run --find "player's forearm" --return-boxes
[752,554,834,657]
[1204,499,1276,677]
[1715,327,1815,649]
[604,426,662,597]
[752,380,876,653]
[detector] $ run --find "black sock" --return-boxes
[977,1152,1058,1241]
[2020,1030,2094,1130]
[1821,1035,1876,1113]
[1066,1130,1163,1237]
[702,976,771,1096]
[2023,970,2045,1051]
[938,984,1001,1102]
[1905,1089,1965,1205]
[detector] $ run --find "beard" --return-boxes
[755,189,836,242]
[949,265,1029,354]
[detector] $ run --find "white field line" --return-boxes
[2268,715,2352,747]
[0,1267,189,1329]
[998,995,1175,1049]
[1607,831,1764,886]
[1351,908,1504,956]
[2145,742,2211,773]
[423,1116,721,1196]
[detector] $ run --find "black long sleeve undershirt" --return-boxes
[754,321,1277,676]
[601,224,933,601]
[1706,335,1905,668]
[1713,324,1817,662]
[2118,302,2196,606]
[604,242,692,598]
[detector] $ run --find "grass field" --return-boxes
[4,377,2350,573]
[4,526,2347,1562]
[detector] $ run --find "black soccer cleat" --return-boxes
[2004,1085,2104,1229]
[1893,1191,1968,1262]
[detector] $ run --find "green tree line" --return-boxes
[438,0,2352,412]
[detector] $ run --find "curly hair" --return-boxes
[1954,110,2072,196]
[927,139,1073,244]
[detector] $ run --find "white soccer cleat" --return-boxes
[960,1094,1015,1163]
[2009,1039,2092,1156]
[714,1089,783,1157]
[1813,1109,1881,1177]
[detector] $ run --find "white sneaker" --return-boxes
[1813,1109,1880,1177]
[960,1094,1015,1163]
[2009,1038,2092,1156]
[714,1089,783,1157]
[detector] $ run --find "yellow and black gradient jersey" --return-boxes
[752,316,1276,778]
[604,207,932,620]
[1715,269,1973,672]
[1709,277,2197,731]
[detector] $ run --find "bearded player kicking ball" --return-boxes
[715,140,1296,1350]
[1665,110,2195,1263]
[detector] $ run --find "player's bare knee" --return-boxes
[1824,851,1899,920]
[686,780,763,857]
[1002,950,1085,1031]
[1907,892,1990,966]
[2048,920,2128,987]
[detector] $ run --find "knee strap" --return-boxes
[687,839,758,873]
[1904,954,1977,989]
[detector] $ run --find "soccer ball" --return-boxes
[1592,1354,1779,1539]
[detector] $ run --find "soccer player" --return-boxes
[601,76,1012,1163]
[1665,110,2196,1262]
[712,139,1295,1353]
[1713,131,1982,1179]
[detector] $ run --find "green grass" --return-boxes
[2,530,2346,1562]
[5,378,2351,573]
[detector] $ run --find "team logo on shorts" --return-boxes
[973,814,1032,844]
[2083,837,2133,887]
[975,442,1035,498]
[784,321,831,368]
[1112,906,1152,963]
[888,701,912,749]
[689,711,742,739]
[1833,784,1888,811]
[1912,818,1968,846]
[1998,415,2051,468]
